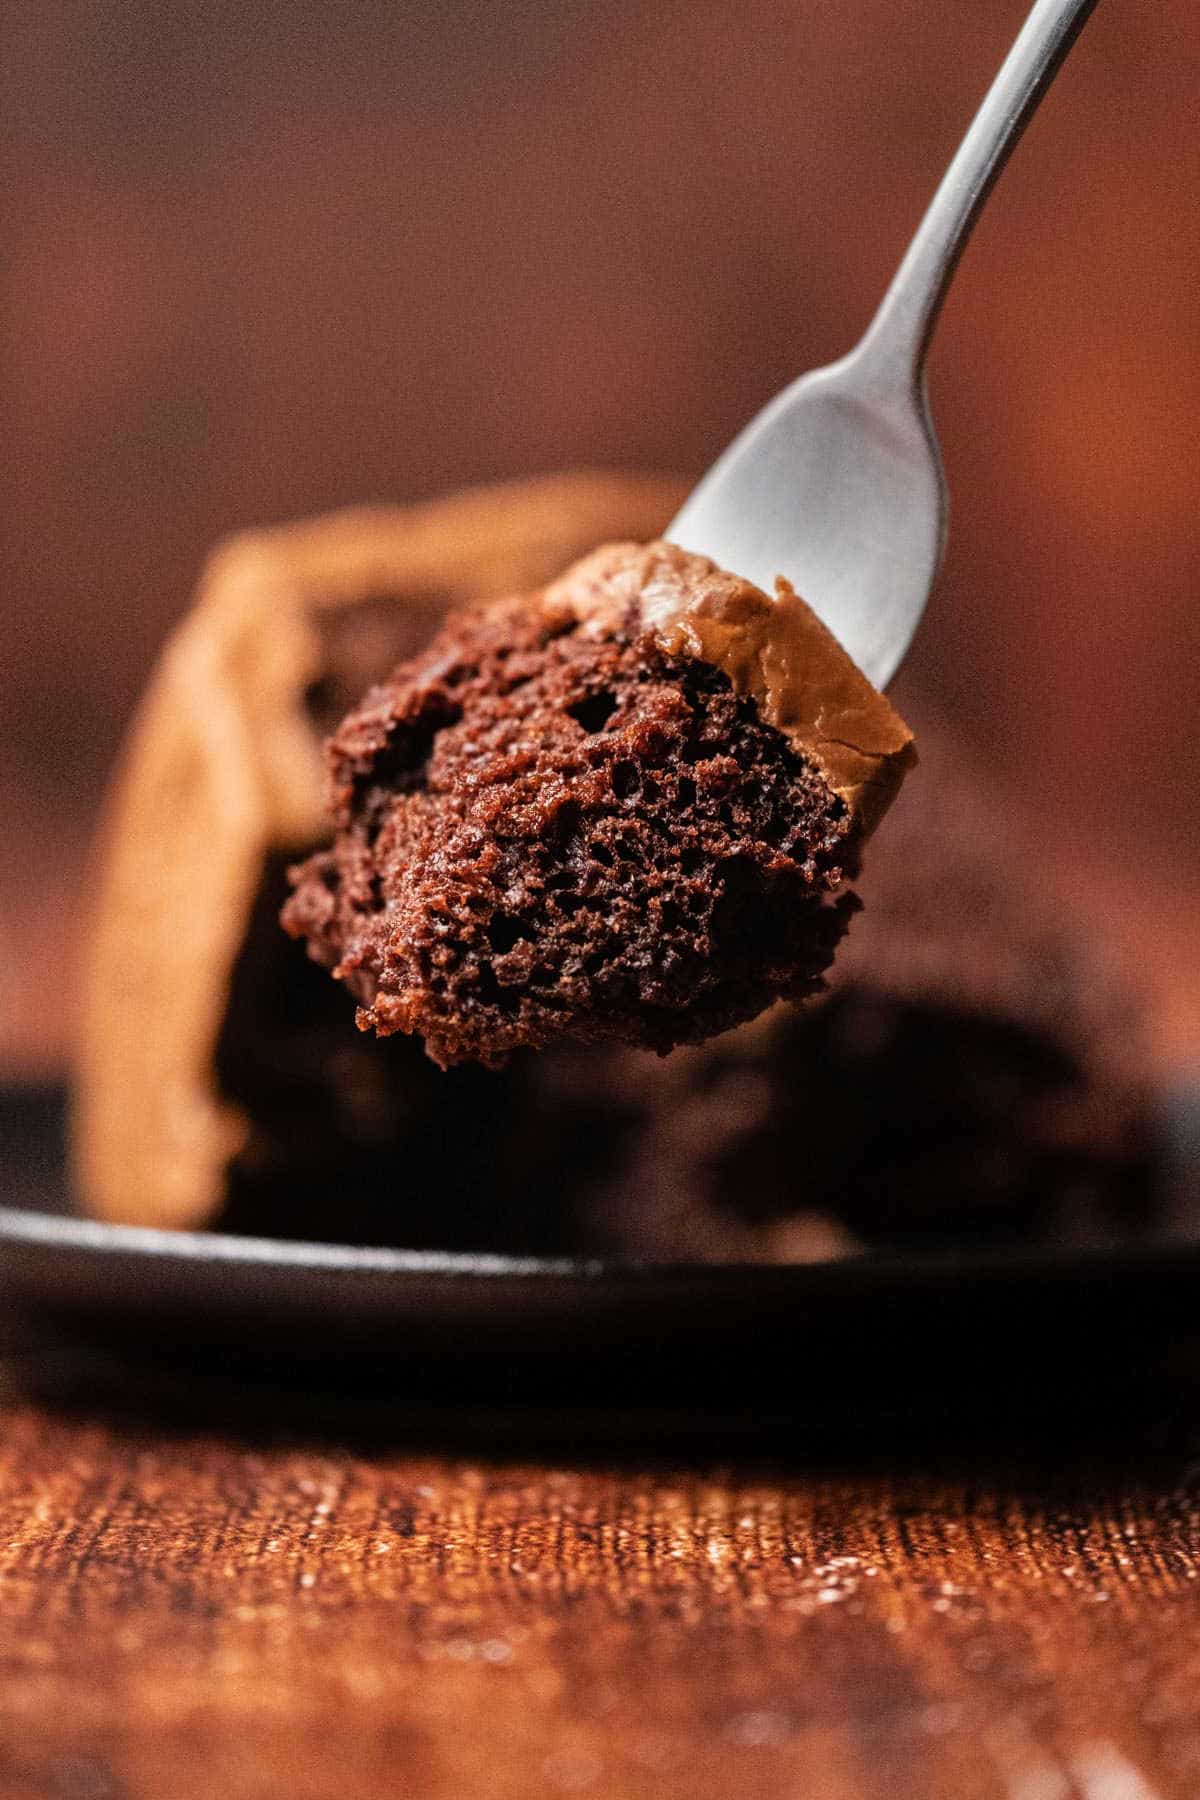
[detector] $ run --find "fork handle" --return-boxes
[859,0,1099,386]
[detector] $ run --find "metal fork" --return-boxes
[668,0,1100,688]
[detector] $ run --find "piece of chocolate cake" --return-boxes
[283,542,915,1067]
[75,479,1156,1263]
[74,473,690,1230]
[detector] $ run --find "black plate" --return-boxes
[3,1083,1200,1420]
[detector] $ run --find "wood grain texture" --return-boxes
[1,1352,1200,1800]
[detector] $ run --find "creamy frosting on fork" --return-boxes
[544,539,916,832]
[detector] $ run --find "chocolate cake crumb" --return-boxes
[579,987,1154,1261]
[284,590,864,1067]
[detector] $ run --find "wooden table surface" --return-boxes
[1,1323,1199,1800]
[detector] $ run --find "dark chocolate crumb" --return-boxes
[283,599,860,1067]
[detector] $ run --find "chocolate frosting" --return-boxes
[545,541,916,833]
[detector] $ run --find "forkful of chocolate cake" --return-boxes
[284,0,1096,1067]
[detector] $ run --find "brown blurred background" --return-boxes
[3,0,1198,1080]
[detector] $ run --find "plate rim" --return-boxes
[5,1202,1200,1292]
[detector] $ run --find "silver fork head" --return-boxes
[667,0,1098,692]
[667,350,946,690]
